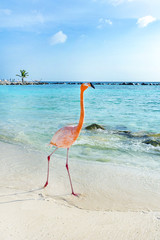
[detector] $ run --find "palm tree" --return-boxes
[16,70,29,84]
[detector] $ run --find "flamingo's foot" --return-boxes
[72,192,79,197]
[43,182,48,188]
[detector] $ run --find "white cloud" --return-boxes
[31,10,45,24]
[93,0,134,5]
[105,19,112,25]
[137,15,156,28]
[50,31,67,45]
[109,0,136,6]
[0,9,12,15]
[95,0,160,9]
[0,11,46,28]
[97,18,112,29]
[110,0,125,5]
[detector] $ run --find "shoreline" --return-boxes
[1,80,160,86]
[1,140,160,212]
[0,141,160,239]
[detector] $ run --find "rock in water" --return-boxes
[116,130,133,138]
[147,133,160,138]
[85,123,105,130]
[143,139,160,147]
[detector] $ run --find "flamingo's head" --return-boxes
[81,82,95,91]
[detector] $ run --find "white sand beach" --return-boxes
[0,141,160,239]
[1,196,160,240]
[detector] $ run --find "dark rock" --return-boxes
[121,82,127,85]
[116,130,149,139]
[147,133,160,137]
[85,123,105,130]
[127,82,134,85]
[143,139,160,147]
[141,83,148,85]
[116,130,133,138]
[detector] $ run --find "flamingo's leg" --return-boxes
[43,147,58,188]
[66,148,78,196]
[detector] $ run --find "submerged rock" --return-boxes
[147,133,160,138]
[116,130,133,138]
[143,139,160,147]
[116,131,150,139]
[85,123,105,130]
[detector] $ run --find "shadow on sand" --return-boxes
[0,186,78,205]
[0,187,43,204]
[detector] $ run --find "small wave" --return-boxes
[1,124,160,170]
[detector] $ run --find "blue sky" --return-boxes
[1,0,160,81]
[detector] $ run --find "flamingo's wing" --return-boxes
[50,126,78,148]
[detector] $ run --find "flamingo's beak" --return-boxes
[90,82,95,89]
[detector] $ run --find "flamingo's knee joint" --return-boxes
[66,164,68,170]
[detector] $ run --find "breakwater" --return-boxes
[0,80,160,86]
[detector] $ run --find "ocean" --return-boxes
[0,83,160,171]
[1,83,160,210]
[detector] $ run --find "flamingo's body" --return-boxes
[50,125,79,148]
[44,83,95,196]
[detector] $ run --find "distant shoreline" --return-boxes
[0,80,160,86]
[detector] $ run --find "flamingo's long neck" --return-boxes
[77,89,85,132]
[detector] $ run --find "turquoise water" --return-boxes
[0,84,160,170]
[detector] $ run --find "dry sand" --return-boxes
[0,141,160,239]
[0,191,160,240]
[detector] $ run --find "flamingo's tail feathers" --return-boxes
[49,141,56,148]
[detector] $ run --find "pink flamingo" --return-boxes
[44,83,95,196]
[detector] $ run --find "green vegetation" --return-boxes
[16,70,29,84]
